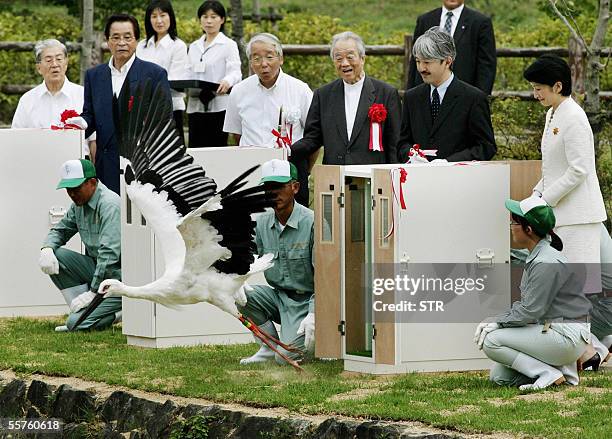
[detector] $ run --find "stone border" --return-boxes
[0,370,518,439]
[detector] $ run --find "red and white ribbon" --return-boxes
[369,122,383,152]
[272,129,292,157]
[385,167,408,238]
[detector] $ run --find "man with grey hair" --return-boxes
[291,31,401,178]
[397,27,495,162]
[12,39,96,156]
[223,33,313,205]
[407,0,496,94]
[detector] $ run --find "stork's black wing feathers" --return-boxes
[115,78,217,213]
[202,169,275,275]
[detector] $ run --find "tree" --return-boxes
[548,0,610,157]
[229,0,248,76]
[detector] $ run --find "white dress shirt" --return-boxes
[109,53,136,97]
[429,73,454,103]
[343,74,365,140]
[439,4,464,36]
[11,78,95,146]
[223,69,313,147]
[136,34,189,111]
[186,32,242,114]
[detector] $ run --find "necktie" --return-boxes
[444,11,453,35]
[431,88,440,121]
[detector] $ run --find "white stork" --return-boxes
[73,80,302,370]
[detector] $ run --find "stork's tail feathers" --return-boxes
[248,253,274,275]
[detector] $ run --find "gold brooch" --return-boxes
[553,128,559,135]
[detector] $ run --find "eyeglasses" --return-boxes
[39,55,66,65]
[109,35,135,43]
[250,55,279,65]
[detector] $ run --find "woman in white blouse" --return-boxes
[187,0,242,147]
[137,0,189,141]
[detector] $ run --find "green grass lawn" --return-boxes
[1,316,610,438]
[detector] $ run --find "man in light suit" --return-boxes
[407,0,496,95]
[291,32,401,195]
[69,14,172,195]
[397,27,496,163]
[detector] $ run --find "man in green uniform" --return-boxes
[239,159,315,365]
[38,159,122,331]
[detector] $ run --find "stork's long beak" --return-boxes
[238,315,305,372]
[71,294,105,330]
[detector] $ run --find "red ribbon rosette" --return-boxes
[51,109,82,130]
[368,103,387,152]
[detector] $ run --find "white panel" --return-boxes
[122,146,283,346]
[0,129,83,316]
[333,163,511,373]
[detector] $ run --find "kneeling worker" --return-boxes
[239,159,315,365]
[38,159,122,331]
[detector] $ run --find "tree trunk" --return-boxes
[229,0,248,76]
[583,0,610,159]
[80,0,95,84]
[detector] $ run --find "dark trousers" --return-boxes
[188,111,228,148]
[173,110,185,146]
[290,156,309,207]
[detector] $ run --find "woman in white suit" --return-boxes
[523,55,606,273]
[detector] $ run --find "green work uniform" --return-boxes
[238,202,315,364]
[43,182,122,330]
[484,239,591,386]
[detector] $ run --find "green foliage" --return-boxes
[169,414,222,439]
[48,0,144,25]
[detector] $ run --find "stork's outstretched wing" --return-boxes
[72,78,275,328]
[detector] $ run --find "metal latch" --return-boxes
[372,324,377,339]
[48,207,67,226]
[337,192,345,207]
[400,252,410,274]
[371,195,376,210]
[338,320,346,335]
[476,248,495,268]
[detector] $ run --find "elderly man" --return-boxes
[397,27,496,162]
[68,14,172,195]
[11,39,96,157]
[38,159,122,332]
[291,31,401,190]
[238,159,315,365]
[223,33,313,206]
[407,0,496,95]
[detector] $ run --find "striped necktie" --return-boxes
[444,11,453,35]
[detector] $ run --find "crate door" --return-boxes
[313,165,343,358]
[372,169,396,365]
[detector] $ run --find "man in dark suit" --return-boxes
[69,14,171,194]
[291,32,401,193]
[407,0,496,95]
[397,27,496,163]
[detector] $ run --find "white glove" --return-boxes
[473,322,500,349]
[39,247,59,275]
[65,116,88,130]
[70,290,96,313]
[297,312,315,353]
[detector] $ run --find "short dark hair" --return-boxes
[144,0,178,42]
[104,14,140,41]
[511,212,563,251]
[523,54,572,96]
[197,1,226,33]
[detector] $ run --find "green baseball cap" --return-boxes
[505,196,555,236]
[56,159,96,189]
[260,159,298,184]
